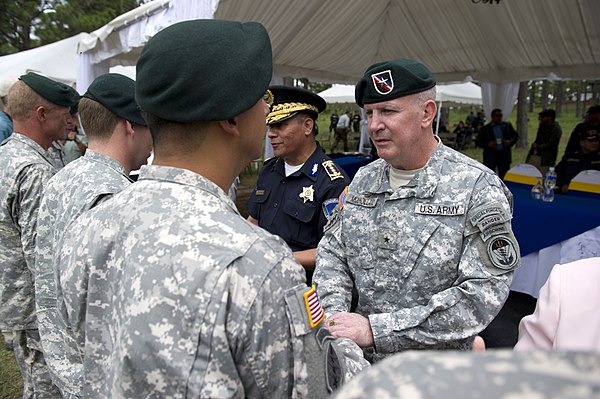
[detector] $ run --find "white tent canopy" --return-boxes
[75,0,600,119]
[0,33,135,88]
[319,82,483,105]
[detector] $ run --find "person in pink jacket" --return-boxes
[514,257,600,353]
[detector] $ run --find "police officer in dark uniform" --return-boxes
[555,130,600,194]
[248,86,350,283]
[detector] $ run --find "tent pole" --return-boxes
[435,100,443,134]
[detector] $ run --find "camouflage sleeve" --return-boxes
[225,255,308,398]
[369,175,519,353]
[314,219,354,316]
[16,164,54,277]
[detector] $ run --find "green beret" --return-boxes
[266,85,326,125]
[136,19,273,122]
[19,72,79,107]
[355,59,436,107]
[83,73,146,126]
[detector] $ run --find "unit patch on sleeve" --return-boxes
[469,204,504,226]
[414,203,465,216]
[322,198,339,221]
[487,236,519,270]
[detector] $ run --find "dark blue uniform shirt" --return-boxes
[248,144,349,252]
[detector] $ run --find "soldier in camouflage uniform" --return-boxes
[55,20,367,398]
[35,73,151,398]
[314,59,520,362]
[0,73,78,398]
[332,350,600,399]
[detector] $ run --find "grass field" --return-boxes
[0,101,590,396]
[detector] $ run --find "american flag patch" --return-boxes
[303,285,325,328]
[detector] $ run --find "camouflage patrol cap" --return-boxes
[83,73,146,126]
[136,19,273,122]
[355,58,436,107]
[19,72,79,107]
[266,85,326,125]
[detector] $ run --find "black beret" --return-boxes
[355,58,436,107]
[266,85,326,125]
[136,19,273,122]
[19,72,79,108]
[83,73,146,126]
[538,109,556,119]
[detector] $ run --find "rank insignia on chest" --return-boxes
[322,160,345,181]
[303,285,325,328]
[377,228,397,250]
[299,185,315,203]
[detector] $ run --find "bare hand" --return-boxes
[325,312,374,348]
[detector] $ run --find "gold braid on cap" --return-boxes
[266,102,319,124]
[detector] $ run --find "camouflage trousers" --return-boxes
[10,329,61,399]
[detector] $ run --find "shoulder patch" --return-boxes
[469,204,504,226]
[487,236,519,270]
[322,198,339,221]
[304,285,325,328]
[322,160,345,181]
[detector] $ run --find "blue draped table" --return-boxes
[508,184,600,297]
[332,155,374,181]
[509,185,600,256]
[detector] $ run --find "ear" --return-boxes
[303,117,314,137]
[35,105,47,122]
[124,120,135,137]
[218,117,240,138]
[421,99,437,128]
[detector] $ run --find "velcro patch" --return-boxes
[476,213,507,231]
[304,285,325,328]
[487,236,519,270]
[322,198,339,221]
[480,224,510,241]
[414,203,465,216]
[469,204,504,225]
[346,193,377,208]
[377,229,397,250]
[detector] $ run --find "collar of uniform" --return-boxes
[273,144,324,181]
[137,164,238,212]
[9,132,50,158]
[84,149,131,180]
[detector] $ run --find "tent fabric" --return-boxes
[318,82,483,105]
[0,33,89,86]
[76,0,600,92]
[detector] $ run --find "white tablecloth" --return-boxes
[510,226,600,298]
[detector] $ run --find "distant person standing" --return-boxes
[329,110,339,134]
[0,72,78,398]
[563,105,600,156]
[332,109,351,153]
[525,109,562,174]
[476,108,519,179]
[352,111,361,135]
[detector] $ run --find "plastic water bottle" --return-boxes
[531,178,543,200]
[542,167,557,202]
